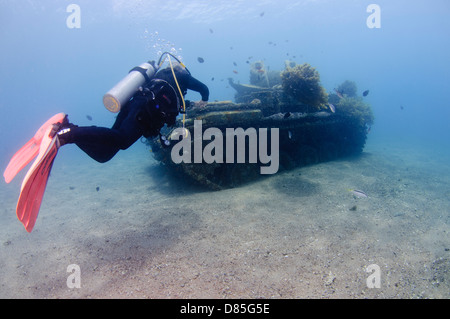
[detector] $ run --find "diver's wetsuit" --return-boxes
[154,66,209,103]
[63,95,149,163]
[59,69,209,163]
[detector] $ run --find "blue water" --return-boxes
[0,0,449,298]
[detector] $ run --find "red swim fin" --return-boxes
[16,126,59,232]
[3,113,65,184]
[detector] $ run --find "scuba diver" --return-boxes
[3,52,209,232]
[57,61,209,163]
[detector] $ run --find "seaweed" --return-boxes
[281,63,328,110]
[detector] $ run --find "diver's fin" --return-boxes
[3,113,66,184]
[16,126,59,232]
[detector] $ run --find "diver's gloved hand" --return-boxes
[184,100,194,110]
[50,115,77,147]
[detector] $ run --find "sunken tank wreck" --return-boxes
[146,60,374,190]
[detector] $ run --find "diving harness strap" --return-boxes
[157,52,190,146]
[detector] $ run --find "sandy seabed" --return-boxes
[0,140,449,299]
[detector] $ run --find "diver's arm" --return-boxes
[187,76,209,102]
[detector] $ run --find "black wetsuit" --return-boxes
[60,69,209,163]
[154,66,209,103]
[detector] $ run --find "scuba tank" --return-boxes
[103,61,157,113]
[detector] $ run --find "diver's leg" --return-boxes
[58,101,145,163]
[64,126,125,163]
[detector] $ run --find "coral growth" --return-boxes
[328,93,341,105]
[336,96,374,127]
[336,80,358,98]
[281,63,328,109]
[249,61,281,88]
[329,80,374,127]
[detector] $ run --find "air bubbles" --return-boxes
[141,30,184,61]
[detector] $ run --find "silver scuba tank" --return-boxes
[103,62,157,113]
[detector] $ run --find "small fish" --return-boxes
[284,112,291,119]
[288,131,292,139]
[233,62,237,66]
[260,12,265,17]
[96,186,100,192]
[86,115,93,121]
[334,89,343,99]
[233,70,238,74]
[328,103,335,113]
[209,28,213,34]
[197,57,205,63]
[400,105,404,110]
[363,90,369,97]
[211,77,214,81]
[349,189,368,198]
